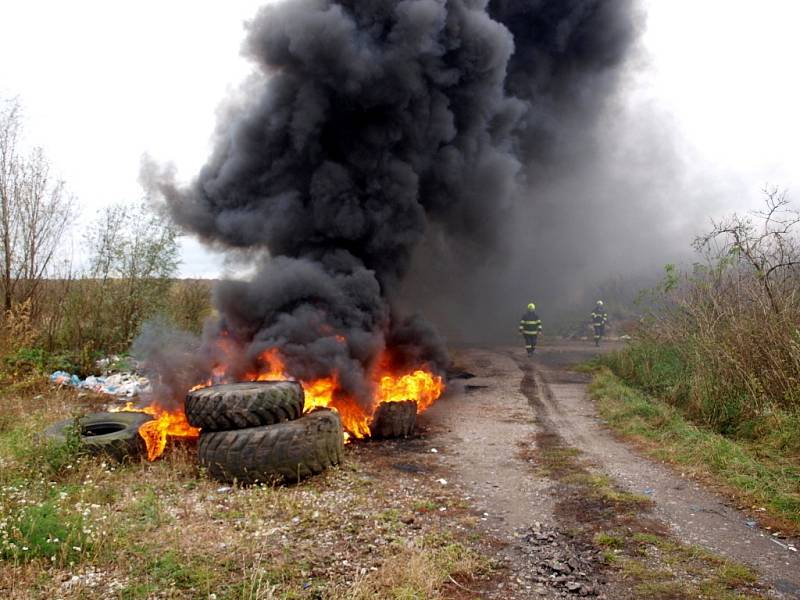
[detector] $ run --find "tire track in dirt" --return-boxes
[527,342,800,598]
[421,348,618,598]
[420,344,800,598]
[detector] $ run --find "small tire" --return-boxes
[185,381,304,431]
[370,401,416,438]
[44,412,153,461]
[198,408,344,484]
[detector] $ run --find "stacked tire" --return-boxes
[370,400,417,438]
[185,381,344,484]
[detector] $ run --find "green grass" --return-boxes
[594,532,624,549]
[0,500,91,566]
[589,366,800,531]
[616,531,761,599]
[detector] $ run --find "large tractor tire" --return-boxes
[44,412,153,461]
[185,381,304,431]
[370,400,416,438]
[198,408,344,484]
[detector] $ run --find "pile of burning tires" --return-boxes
[185,381,344,484]
[44,379,421,484]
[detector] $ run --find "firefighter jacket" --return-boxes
[519,310,542,335]
[591,308,608,326]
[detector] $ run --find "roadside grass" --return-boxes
[349,534,491,600]
[610,531,761,599]
[588,366,800,534]
[0,382,496,599]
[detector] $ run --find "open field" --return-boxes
[4,341,798,599]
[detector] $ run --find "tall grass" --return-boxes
[607,274,800,450]
[0,278,213,378]
[605,192,800,452]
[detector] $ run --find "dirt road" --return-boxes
[418,342,800,598]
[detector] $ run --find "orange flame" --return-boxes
[123,344,444,460]
[242,348,443,439]
[375,369,444,413]
[113,402,200,461]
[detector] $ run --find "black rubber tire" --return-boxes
[370,401,416,438]
[185,381,304,431]
[44,412,153,461]
[197,408,344,484]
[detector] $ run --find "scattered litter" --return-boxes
[643,488,655,495]
[96,355,126,371]
[745,520,757,529]
[49,370,150,397]
[430,448,438,453]
[216,487,231,493]
[438,507,446,512]
[50,371,81,387]
[436,478,448,485]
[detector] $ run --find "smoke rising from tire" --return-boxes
[142,0,642,403]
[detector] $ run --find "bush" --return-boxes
[166,279,213,335]
[605,190,800,445]
[2,347,85,378]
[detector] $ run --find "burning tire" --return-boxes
[197,408,344,484]
[44,412,153,461]
[185,381,304,431]
[370,400,416,438]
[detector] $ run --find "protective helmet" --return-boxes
[527,302,536,310]
[596,300,604,306]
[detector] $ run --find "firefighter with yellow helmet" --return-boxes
[519,302,542,356]
[591,300,608,346]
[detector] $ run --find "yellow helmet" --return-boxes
[527,302,536,310]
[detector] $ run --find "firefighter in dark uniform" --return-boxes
[519,303,542,356]
[591,300,608,346]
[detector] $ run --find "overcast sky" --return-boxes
[0,0,798,277]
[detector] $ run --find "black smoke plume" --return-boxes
[490,0,638,164]
[143,0,640,407]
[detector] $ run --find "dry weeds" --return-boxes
[0,383,496,599]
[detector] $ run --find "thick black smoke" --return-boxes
[144,0,641,406]
[401,0,657,342]
[490,0,638,164]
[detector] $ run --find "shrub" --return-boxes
[605,189,800,444]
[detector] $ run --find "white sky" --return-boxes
[0,0,798,277]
